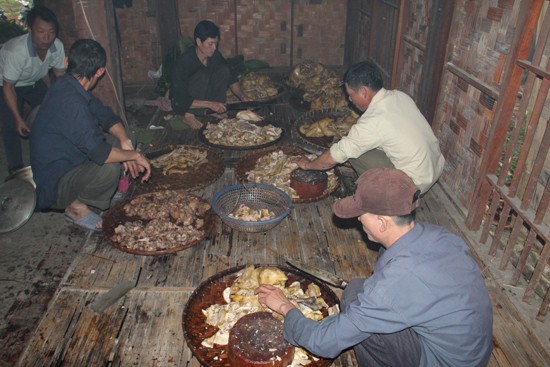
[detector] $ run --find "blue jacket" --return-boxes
[283,223,493,366]
[30,74,120,209]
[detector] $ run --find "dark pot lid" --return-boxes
[0,178,36,233]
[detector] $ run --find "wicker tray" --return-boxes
[295,108,354,151]
[182,264,338,367]
[234,146,340,204]
[102,190,214,255]
[199,119,284,151]
[133,145,225,195]
[226,82,286,105]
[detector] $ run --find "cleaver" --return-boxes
[188,102,261,116]
[286,259,348,289]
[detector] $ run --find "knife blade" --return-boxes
[225,101,260,110]
[286,259,348,289]
[188,103,260,117]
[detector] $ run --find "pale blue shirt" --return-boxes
[283,223,493,366]
[0,34,66,87]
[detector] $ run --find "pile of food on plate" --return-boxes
[298,110,359,139]
[203,110,282,147]
[227,72,280,103]
[201,265,339,366]
[245,150,338,200]
[287,60,348,110]
[110,190,211,252]
[150,146,208,175]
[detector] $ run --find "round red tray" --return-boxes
[199,120,284,151]
[133,145,225,194]
[294,108,354,151]
[182,264,338,367]
[102,190,214,255]
[234,145,340,204]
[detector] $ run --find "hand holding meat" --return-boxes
[255,284,296,316]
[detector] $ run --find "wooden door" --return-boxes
[345,0,401,85]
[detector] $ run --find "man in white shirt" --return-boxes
[294,60,445,194]
[0,6,66,174]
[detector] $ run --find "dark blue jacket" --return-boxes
[30,74,120,209]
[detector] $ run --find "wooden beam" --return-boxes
[155,0,181,58]
[416,0,455,124]
[446,62,500,100]
[41,0,127,123]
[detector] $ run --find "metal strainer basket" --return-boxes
[211,183,292,233]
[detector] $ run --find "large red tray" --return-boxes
[182,264,338,367]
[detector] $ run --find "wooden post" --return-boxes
[155,0,181,58]
[416,0,454,125]
[42,0,127,124]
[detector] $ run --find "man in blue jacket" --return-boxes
[30,39,150,232]
[256,168,493,366]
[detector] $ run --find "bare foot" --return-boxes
[183,113,203,129]
[65,199,102,230]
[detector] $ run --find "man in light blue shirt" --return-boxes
[256,168,493,366]
[0,6,66,174]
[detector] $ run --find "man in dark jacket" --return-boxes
[30,39,150,232]
[169,20,249,129]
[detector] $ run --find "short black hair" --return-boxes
[344,60,384,91]
[194,20,220,43]
[67,39,107,80]
[392,211,416,226]
[27,6,59,35]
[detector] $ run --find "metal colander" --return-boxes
[211,183,292,233]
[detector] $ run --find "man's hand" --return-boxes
[293,156,312,170]
[15,117,30,137]
[106,148,151,183]
[208,101,227,114]
[130,152,151,183]
[293,150,338,171]
[119,138,136,174]
[255,284,296,316]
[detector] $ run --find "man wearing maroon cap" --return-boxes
[256,168,493,366]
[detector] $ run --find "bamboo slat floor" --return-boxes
[15,96,550,366]
[16,177,550,366]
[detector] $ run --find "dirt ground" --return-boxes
[0,85,157,365]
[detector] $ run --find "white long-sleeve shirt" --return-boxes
[330,88,445,193]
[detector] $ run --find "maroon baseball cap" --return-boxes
[332,168,420,218]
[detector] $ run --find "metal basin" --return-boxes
[5,166,35,188]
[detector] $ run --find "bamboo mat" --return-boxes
[16,175,550,366]
[18,168,368,366]
[15,95,550,365]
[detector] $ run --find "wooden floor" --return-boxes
[15,99,550,366]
